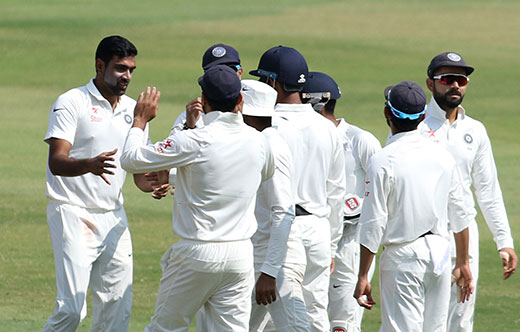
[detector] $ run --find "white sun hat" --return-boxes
[240,79,277,117]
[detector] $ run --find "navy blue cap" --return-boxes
[301,72,341,100]
[249,46,308,86]
[202,43,240,70]
[427,52,474,78]
[198,65,241,103]
[384,81,426,119]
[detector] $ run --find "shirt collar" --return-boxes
[427,96,466,122]
[386,129,420,146]
[274,103,314,113]
[337,118,349,131]
[202,110,243,126]
[87,79,109,103]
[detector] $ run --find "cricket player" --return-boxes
[250,46,346,332]
[354,80,473,332]
[42,35,157,332]
[419,52,518,332]
[121,65,275,331]
[239,80,310,331]
[301,72,381,332]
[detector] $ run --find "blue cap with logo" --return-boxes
[384,81,426,120]
[427,52,474,78]
[202,43,241,70]
[198,65,241,103]
[301,72,341,100]
[249,46,308,87]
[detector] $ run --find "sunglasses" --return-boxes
[227,64,241,72]
[433,73,470,86]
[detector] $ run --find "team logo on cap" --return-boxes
[332,327,347,332]
[447,53,462,62]
[212,47,226,58]
[124,114,132,124]
[298,74,306,84]
[464,133,473,144]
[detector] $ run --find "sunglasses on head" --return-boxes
[433,73,469,86]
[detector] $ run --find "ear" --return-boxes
[426,78,434,92]
[384,106,392,121]
[95,58,105,75]
[234,93,244,113]
[237,67,243,79]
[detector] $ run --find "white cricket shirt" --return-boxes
[418,98,514,250]
[359,130,469,254]
[44,79,147,210]
[251,126,294,278]
[273,103,346,256]
[121,111,275,242]
[336,119,381,218]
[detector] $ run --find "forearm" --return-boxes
[49,153,93,177]
[359,245,375,279]
[454,228,470,267]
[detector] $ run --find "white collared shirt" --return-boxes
[274,103,346,257]
[336,119,381,218]
[251,127,294,278]
[359,130,469,253]
[121,111,275,242]
[418,97,514,250]
[44,79,147,210]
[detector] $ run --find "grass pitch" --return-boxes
[1,0,519,331]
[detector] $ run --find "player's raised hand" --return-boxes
[185,97,203,128]
[89,148,118,185]
[134,86,161,128]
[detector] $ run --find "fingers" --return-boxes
[99,173,111,185]
[255,290,276,305]
[500,249,518,280]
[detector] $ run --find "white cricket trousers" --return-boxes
[299,215,332,332]
[42,201,133,332]
[379,237,451,332]
[329,222,375,332]
[249,221,310,332]
[146,239,254,332]
[447,220,479,332]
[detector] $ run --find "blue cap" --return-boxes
[249,46,308,87]
[427,52,474,79]
[202,43,241,70]
[198,65,241,103]
[301,72,341,100]
[384,81,426,120]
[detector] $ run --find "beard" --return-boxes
[433,86,464,110]
[104,74,129,97]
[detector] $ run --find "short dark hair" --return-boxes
[323,99,336,115]
[205,94,240,113]
[386,105,422,132]
[95,35,137,65]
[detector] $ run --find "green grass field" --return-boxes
[1,0,519,331]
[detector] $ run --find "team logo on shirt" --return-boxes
[332,327,347,332]
[212,47,226,58]
[447,53,462,62]
[345,197,359,211]
[464,133,473,144]
[124,114,132,124]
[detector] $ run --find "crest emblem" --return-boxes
[447,53,461,62]
[464,133,473,144]
[212,47,226,58]
[345,197,359,211]
[124,114,132,124]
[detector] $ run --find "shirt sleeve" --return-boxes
[358,156,388,254]
[472,127,514,250]
[328,135,347,258]
[43,94,79,145]
[260,140,294,278]
[448,166,470,233]
[358,132,382,172]
[121,127,202,173]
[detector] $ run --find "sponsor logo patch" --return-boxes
[345,197,359,211]
[332,327,347,332]
[298,74,306,84]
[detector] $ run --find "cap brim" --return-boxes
[249,69,260,77]
[203,59,240,71]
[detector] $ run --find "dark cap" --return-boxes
[249,46,308,86]
[427,52,474,78]
[202,43,240,70]
[384,81,426,118]
[198,65,241,103]
[301,72,341,100]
